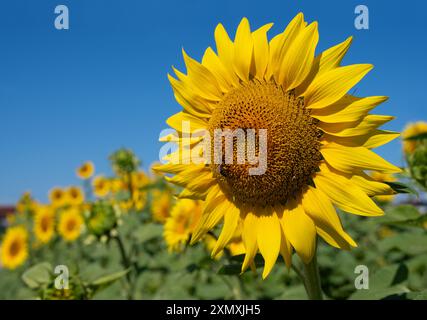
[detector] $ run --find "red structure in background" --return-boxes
[0,206,15,220]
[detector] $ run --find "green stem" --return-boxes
[114,235,134,300]
[301,251,323,300]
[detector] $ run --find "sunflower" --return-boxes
[92,176,110,198]
[154,14,401,278]
[369,172,396,203]
[402,121,427,154]
[1,226,29,269]
[76,161,95,180]
[131,171,150,189]
[163,199,203,252]
[58,208,84,242]
[49,187,66,208]
[34,206,55,244]
[151,189,173,223]
[66,186,85,206]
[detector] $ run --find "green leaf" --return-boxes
[21,262,52,289]
[90,269,130,287]
[383,181,419,196]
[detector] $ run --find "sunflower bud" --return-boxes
[109,148,141,176]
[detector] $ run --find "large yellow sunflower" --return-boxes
[58,208,84,242]
[155,14,401,278]
[34,206,55,244]
[1,226,29,269]
[163,199,203,252]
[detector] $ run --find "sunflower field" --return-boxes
[1,11,427,301]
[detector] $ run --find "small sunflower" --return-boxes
[163,199,203,252]
[66,186,85,206]
[58,208,84,242]
[369,172,396,203]
[76,161,95,180]
[34,206,55,244]
[92,176,110,198]
[155,14,401,278]
[49,187,66,208]
[402,121,427,154]
[1,226,29,269]
[151,190,173,223]
[131,171,150,189]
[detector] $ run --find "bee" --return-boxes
[217,164,229,177]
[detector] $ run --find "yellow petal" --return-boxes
[166,111,208,133]
[212,203,240,256]
[252,23,273,79]
[233,17,253,81]
[319,115,394,137]
[303,64,373,109]
[214,23,240,87]
[314,170,383,216]
[279,21,319,90]
[256,208,281,279]
[241,208,259,273]
[266,13,305,80]
[311,95,388,123]
[295,37,352,96]
[317,36,353,74]
[280,199,316,264]
[168,74,213,118]
[321,144,401,173]
[322,130,400,149]
[275,205,292,268]
[350,173,394,197]
[202,47,232,92]
[302,187,356,249]
[182,49,222,101]
[191,191,228,243]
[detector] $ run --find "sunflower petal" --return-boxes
[212,203,240,256]
[252,23,273,79]
[256,208,281,279]
[267,12,305,80]
[314,170,383,216]
[279,21,319,90]
[302,187,356,249]
[311,96,388,123]
[280,200,316,264]
[182,49,222,101]
[233,17,253,82]
[214,23,240,87]
[319,115,394,137]
[202,47,232,92]
[303,64,373,109]
[321,144,401,173]
[241,209,259,273]
[317,36,353,73]
[322,130,400,149]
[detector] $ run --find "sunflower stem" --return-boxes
[114,235,134,300]
[301,250,323,300]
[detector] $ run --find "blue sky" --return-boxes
[0,0,426,203]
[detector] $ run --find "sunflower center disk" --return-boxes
[208,81,322,207]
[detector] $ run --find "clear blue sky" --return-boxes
[0,0,426,203]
